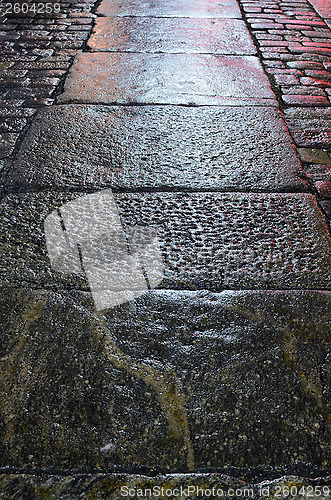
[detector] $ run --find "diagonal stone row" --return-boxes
[236,0,331,218]
[0,0,98,164]
[0,0,330,487]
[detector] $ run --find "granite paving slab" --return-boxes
[0,191,330,290]
[6,105,307,192]
[88,18,256,55]
[96,0,242,19]
[58,53,277,106]
[0,288,329,469]
[309,0,331,20]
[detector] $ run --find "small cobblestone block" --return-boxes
[297,147,331,164]
[315,180,331,198]
[319,199,331,219]
[282,94,330,106]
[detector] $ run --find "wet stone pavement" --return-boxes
[0,0,331,498]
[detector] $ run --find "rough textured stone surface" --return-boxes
[309,0,331,19]
[96,0,242,18]
[0,473,330,499]
[88,18,256,55]
[315,180,331,198]
[6,105,307,192]
[0,289,329,470]
[284,108,331,148]
[58,53,277,106]
[0,191,330,290]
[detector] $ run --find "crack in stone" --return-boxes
[97,312,195,470]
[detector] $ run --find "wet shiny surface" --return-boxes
[1,192,330,290]
[88,17,256,54]
[7,105,307,192]
[2,0,331,479]
[0,288,329,469]
[96,0,242,18]
[59,53,276,105]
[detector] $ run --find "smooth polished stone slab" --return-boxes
[0,288,329,469]
[88,18,256,55]
[58,53,277,106]
[7,105,307,192]
[0,192,330,290]
[97,0,242,18]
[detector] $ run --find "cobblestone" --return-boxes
[0,0,98,161]
[282,94,329,105]
[320,199,331,218]
[237,0,331,215]
[315,179,331,197]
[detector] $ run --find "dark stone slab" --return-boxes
[0,289,329,470]
[0,191,330,290]
[7,105,307,192]
[0,473,330,499]
[58,53,277,106]
[88,18,256,55]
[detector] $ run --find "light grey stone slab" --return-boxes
[0,288,329,470]
[7,105,307,192]
[97,0,242,18]
[308,0,331,19]
[58,53,277,106]
[88,18,256,55]
[0,191,330,290]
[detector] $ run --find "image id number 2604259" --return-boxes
[274,485,330,497]
[2,2,60,14]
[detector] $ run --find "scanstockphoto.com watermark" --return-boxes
[120,484,330,498]
[121,485,261,498]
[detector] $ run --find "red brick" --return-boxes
[305,70,331,80]
[258,40,300,46]
[287,61,324,69]
[282,95,330,106]
[259,47,290,53]
[251,23,285,29]
[282,86,326,95]
[255,34,283,40]
[282,19,326,26]
[303,42,331,48]
[273,73,300,84]
[300,76,331,87]
[243,7,262,12]
[319,200,331,218]
[290,47,331,55]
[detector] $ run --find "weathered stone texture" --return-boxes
[5,105,307,192]
[0,473,330,499]
[58,53,276,106]
[88,18,256,54]
[0,192,330,290]
[0,289,329,470]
